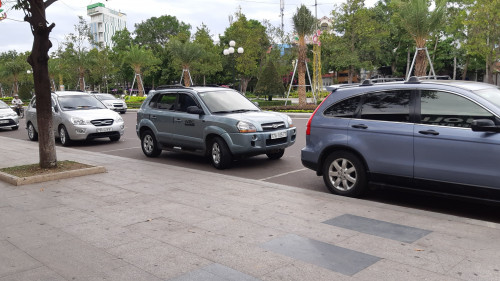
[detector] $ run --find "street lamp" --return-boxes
[223,40,244,90]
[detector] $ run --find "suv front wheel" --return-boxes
[209,136,232,169]
[141,130,162,157]
[322,151,367,197]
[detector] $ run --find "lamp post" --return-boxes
[223,40,244,91]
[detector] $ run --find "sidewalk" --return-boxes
[0,136,499,281]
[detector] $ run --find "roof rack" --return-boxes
[155,85,186,90]
[405,76,421,84]
[417,75,451,80]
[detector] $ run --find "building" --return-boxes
[87,2,127,48]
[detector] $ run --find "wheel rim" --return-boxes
[328,158,357,191]
[143,134,154,154]
[28,124,34,139]
[212,142,221,164]
[60,128,66,144]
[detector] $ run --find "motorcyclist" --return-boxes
[11,94,24,116]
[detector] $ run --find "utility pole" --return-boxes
[280,0,284,31]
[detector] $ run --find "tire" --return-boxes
[322,151,367,197]
[209,136,232,169]
[141,130,161,157]
[27,122,38,141]
[110,135,120,142]
[266,148,285,160]
[120,111,126,114]
[59,125,72,146]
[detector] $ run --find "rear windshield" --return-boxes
[474,87,500,109]
[58,95,107,111]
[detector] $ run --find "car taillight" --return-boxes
[306,94,330,135]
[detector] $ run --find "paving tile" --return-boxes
[261,234,381,276]
[323,214,431,243]
[261,261,352,281]
[0,240,41,278]
[0,266,67,281]
[168,263,262,281]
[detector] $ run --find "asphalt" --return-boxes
[1,136,499,281]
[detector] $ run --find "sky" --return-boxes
[0,0,376,53]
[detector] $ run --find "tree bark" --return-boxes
[183,67,191,87]
[26,0,57,168]
[462,55,469,80]
[297,37,307,106]
[415,49,429,77]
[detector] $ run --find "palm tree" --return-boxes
[2,54,29,96]
[292,5,316,106]
[122,44,159,96]
[168,39,204,87]
[397,0,447,77]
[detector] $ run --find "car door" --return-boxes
[348,89,415,185]
[414,90,500,190]
[170,92,205,149]
[148,93,176,145]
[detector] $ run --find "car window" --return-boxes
[359,90,411,122]
[57,95,107,111]
[95,94,116,100]
[198,90,259,113]
[323,96,361,118]
[420,90,494,128]
[155,93,176,110]
[30,98,36,109]
[473,87,500,109]
[177,93,197,112]
[0,100,8,109]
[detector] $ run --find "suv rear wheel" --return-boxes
[323,151,367,197]
[209,136,232,169]
[27,122,38,141]
[141,130,161,157]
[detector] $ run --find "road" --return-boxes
[2,112,499,223]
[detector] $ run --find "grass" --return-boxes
[0,161,93,178]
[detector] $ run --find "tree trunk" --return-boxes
[79,67,85,91]
[415,48,428,77]
[462,55,469,80]
[297,37,307,107]
[240,77,251,94]
[183,67,191,87]
[26,0,57,169]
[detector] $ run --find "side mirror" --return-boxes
[471,119,500,133]
[186,105,204,115]
[53,105,58,113]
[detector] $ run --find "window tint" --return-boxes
[156,94,176,110]
[177,94,197,112]
[324,96,360,118]
[360,90,411,122]
[420,90,494,128]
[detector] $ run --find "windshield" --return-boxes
[58,95,107,111]
[95,94,117,101]
[0,100,8,109]
[198,90,259,113]
[474,87,500,109]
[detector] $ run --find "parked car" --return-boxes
[91,93,127,114]
[301,77,500,202]
[136,85,296,169]
[25,91,125,146]
[0,100,19,130]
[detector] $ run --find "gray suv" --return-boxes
[302,77,500,202]
[136,86,296,169]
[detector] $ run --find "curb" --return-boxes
[0,166,107,186]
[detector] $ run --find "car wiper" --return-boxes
[229,109,258,113]
[212,110,232,114]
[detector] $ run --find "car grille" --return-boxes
[91,119,114,127]
[261,122,285,131]
[113,103,123,108]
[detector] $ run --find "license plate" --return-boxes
[270,130,287,139]
[0,120,8,124]
[97,127,112,133]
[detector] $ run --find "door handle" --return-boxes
[351,124,368,129]
[174,118,182,122]
[418,130,439,136]
[150,115,157,120]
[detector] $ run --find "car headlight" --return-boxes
[70,117,89,125]
[116,116,123,123]
[287,116,293,128]
[237,121,257,133]
[105,102,113,107]
[9,112,18,118]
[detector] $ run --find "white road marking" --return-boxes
[259,168,308,181]
[100,147,141,153]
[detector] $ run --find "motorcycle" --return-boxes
[10,104,24,118]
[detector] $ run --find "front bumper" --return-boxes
[65,122,125,140]
[0,117,19,129]
[226,127,297,156]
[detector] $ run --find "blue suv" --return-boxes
[301,77,500,202]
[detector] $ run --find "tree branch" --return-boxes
[44,0,58,9]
